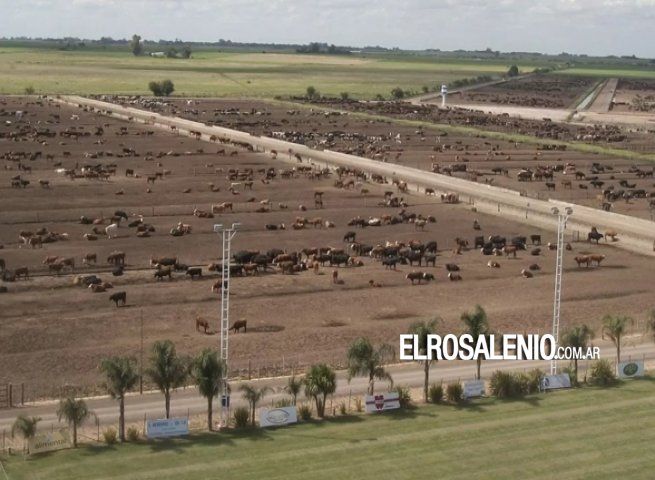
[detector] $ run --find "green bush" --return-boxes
[446,382,463,403]
[298,404,312,421]
[354,397,364,412]
[274,398,293,408]
[374,94,385,101]
[428,384,444,404]
[338,401,347,415]
[489,371,532,398]
[103,428,117,445]
[233,406,250,428]
[126,426,140,442]
[588,359,617,386]
[390,87,405,99]
[395,386,412,408]
[340,92,349,100]
[527,368,545,393]
[148,79,175,97]
[24,86,35,95]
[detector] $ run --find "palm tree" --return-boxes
[461,305,491,380]
[11,415,41,454]
[239,384,270,426]
[145,340,188,419]
[285,375,303,406]
[346,337,395,395]
[602,314,634,364]
[56,396,95,448]
[644,308,655,343]
[409,318,441,403]
[304,364,337,418]
[560,324,595,383]
[191,349,224,431]
[99,356,138,442]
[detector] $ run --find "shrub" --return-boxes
[446,382,463,403]
[527,368,545,393]
[390,87,405,99]
[588,359,617,386]
[306,86,319,100]
[562,366,578,387]
[148,79,175,97]
[103,428,117,445]
[340,92,349,100]
[428,384,444,404]
[354,397,364,413]
[233,406,250,428]
[338,401,347,415]
[395,386,412,408]
[489,371,532,398]
[274,398,293,408]
[374,94,385,101]
[126,426,140,442]
[298,404,312,421]
[24,86,35,95]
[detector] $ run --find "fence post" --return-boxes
[21,384,24,406]
[248,360,251,380]
[8,384,11,408]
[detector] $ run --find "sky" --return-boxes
[1,0,653,57]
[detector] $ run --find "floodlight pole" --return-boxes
[551,208,572,375]
[214,223,240,427]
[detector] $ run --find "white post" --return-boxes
[551,207,572,374]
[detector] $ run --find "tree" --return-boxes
[645,308,655,343]
[346,337,395,395]
[148,81,162,96]
[602,314,633,364]
[306,85,319,100]
[560,324,594,383]
[390,87,405,99]
[56,396,95,447]
[239,384,269,426]
[340,91,349,100]
[304,363,336,417]
[130,34,143,56]
[191,349,224,431]
[408,318,441,403]
[160,79,175,96]
[181,46,192,59]
[461,305,491,380]
[285,375,303,406]
[145,340,188,419]
[100,356,139,442]
[507,65,519,77]
[11,415,41,454]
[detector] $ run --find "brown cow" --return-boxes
[83,253,97,265]
[502,246,517,258]
[589,254,605,266]
[196,317,210,334]
[15,266,29,279]
[574,255,590,267]
[230,320,247,333]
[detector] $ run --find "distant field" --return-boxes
[0,47,521,98]
[4,379,655,480]
[558,68,655,79]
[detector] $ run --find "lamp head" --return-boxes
[565,207,573,215]
[551,207,560,215]
[213,224,224,233]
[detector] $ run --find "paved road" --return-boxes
[1,338,652,431]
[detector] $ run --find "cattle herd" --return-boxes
[0,94,653,397]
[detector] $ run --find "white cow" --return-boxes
[105,223,119,239]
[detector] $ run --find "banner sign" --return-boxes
[28,429,71,455]
[147,417,189,439]
[541,374,571,391]
[365,392,401,413]
[259,407,298,428]
[618,360,645,378]
[463,380,485,399]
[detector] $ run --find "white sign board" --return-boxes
[147,417,189,439]
[365,392,401,413]
[28,429,71,455]
[259,407,298,428]
[618,360,645,378]
[541,374,571,391]
[463,380,485,399]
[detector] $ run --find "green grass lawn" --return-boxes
[0,47,519,98]
[4,378,655,480]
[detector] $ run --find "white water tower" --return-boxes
[440,84,448,107]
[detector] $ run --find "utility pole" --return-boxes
[550,207,572,375]
[140,310,144,394]
[214,223,240,428]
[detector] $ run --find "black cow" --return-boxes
[109,291,127,307]
[186,267,202,279]
[382,256,398,269]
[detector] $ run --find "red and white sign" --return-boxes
[365,392,401,413]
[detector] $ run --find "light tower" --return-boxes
[440,84,448,107]
[550,207,572,374]
[213,222,240,427]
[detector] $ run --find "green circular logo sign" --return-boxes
[622,363,639,376]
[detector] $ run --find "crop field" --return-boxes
[4,379,655,480]
[2,96,654,398]
[0,47,520,99]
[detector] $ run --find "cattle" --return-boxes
[604,230,618,242]
[42,255,59,266]
[502,246,518,258]
[528,264,541,271]
[105,223,119,239]
[448,273,462,281]
[368,280,382,287]
[109,291,127,307]
[530,235,542,245]
[589,254,606,266]
[83,253,97,265]
[487,260,500,268]
[112,265,124,276]
[150,256,177,268]
[27,236,42,249]
[330,254,351,267]
[211,280,223,293]
[211,202,233,214]
[196,317,210,334]
[107,251,126,265]
[574,255,590,267]
[230,320,247,333]
[39,180,50,188]
[382,256,398,269]
[57,257,75,271]
[406,271,433,285]
[414,219,427,231]
[424,253,437,267]
[243,263,259,276]
[90,283,106,293]
[154,267,172,281]
[445,263,460,272]
[186,267,202,279]
[74,275,101,286]
[545,182,556,191]
[265,224,285,230]
[587,227,603,244]
[521,269,534,278]
[0,258,5,272]
[15,267,29,280]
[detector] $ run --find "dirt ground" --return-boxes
[1,96,655,399]
[611,78,655,113]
